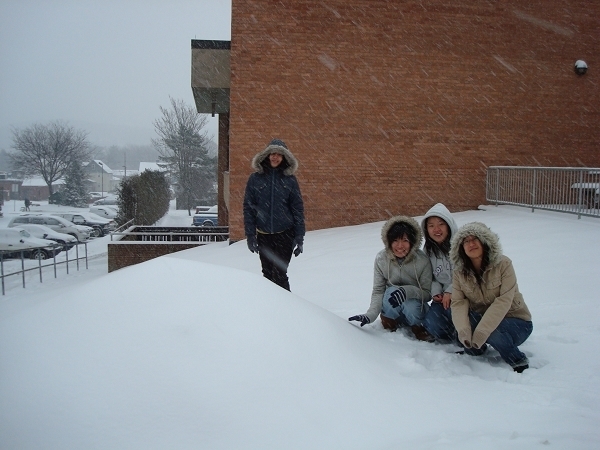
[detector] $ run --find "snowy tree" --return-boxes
[152,98,216,214]
[10,121,91,198]
[61,160,89,207]
[116,170,170,226]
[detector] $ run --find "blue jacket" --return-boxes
[243,142,305,239]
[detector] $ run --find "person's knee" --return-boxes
[401,299,426,325]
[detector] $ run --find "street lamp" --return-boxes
[98,161,104,197]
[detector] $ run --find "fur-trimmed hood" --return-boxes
[450,222,503,272]
[251,140,299,176]
[381,215,423,263]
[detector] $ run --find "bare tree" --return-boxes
[10,121,91,198]
[152,98,216,214]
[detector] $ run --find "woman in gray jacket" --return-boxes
[421,203,458,341]
[349,215,433,341]
[450,222,532,372]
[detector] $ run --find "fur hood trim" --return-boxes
[381,215,423,263]
[450,222,503,271]
[251,142,299,176]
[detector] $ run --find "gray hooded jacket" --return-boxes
[421,203,458,297]
[450,222,532,349]
[364,215,433,323]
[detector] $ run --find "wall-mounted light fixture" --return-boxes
[574,60,588,75]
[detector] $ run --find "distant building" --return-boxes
[20,177,65,202]
[84,160,118,195]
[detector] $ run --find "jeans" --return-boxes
[423,301,455,341]
[257,228,294,291]
[465,311,533,366]
[380,286,428,326]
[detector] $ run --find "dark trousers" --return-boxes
[257,228,295,291]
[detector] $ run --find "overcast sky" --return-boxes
[0,0,231,150]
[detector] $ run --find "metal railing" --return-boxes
[486,166,600,219]
[110,226,229,243]
[0,242,89,295]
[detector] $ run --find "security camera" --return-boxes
[574,60,588,75]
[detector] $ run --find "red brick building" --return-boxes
[193,1,599,241]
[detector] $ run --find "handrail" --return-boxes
[486,166,600,219]
[0,242,89,295]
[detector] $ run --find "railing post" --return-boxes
[577,169,584,219]
[21,250,26,289]
[531,168,537,212]
[38,253,43,283]
[1,253,5,296]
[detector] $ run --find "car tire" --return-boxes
[202,220,215,226]
[91,227,102,238]
[30,249,49,260]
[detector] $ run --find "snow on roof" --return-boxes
[21,177,65,187]
[93,160,113,174]
[112,169,140,177]
[139,162,166,172]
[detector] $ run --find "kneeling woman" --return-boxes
[450,222,533,372]
[349,216,433,341]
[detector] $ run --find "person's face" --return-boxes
[269,153,283,168]
[462,235,483,260]
[426,216,449,245]
[391,234,412,258]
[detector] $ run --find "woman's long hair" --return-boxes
[457,240,491,284]
[424,217,451,258]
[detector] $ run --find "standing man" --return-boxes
[243,139,305,291]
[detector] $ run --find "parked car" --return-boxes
[192,205,218,226]
[7,223,77,249]
[7,214,93,242]
[92,195,118,206]
[52,212,116,237]
[89,205,118,219]
[0,228,60,260]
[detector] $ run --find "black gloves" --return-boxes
[388,287,406,308]
[293,236,304,257]
[348,315,371,327]
[247,235,258,253]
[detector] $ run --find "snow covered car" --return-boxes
[89,205,118,220]
[0,228,60,260]
[8,214,93,242]
[7,223,77,249]
[92,195,118,206]
[52,212,116,237]
[192,205,218,226]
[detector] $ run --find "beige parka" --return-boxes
[450,222,532,349]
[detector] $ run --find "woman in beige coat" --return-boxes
[450,222,532,372]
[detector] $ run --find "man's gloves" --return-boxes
[388,287,407,308]
[293,236,304,257]
[348,315,371,327]
[247,235,258,253]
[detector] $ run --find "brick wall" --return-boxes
[228,0,599,241]
[107,242,200,272]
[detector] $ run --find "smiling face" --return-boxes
[269,153,283,168]
[391,234,412,258]
[426,216,449,245]
[462,235,483,261]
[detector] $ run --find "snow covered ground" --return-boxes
[1,201,599,449]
